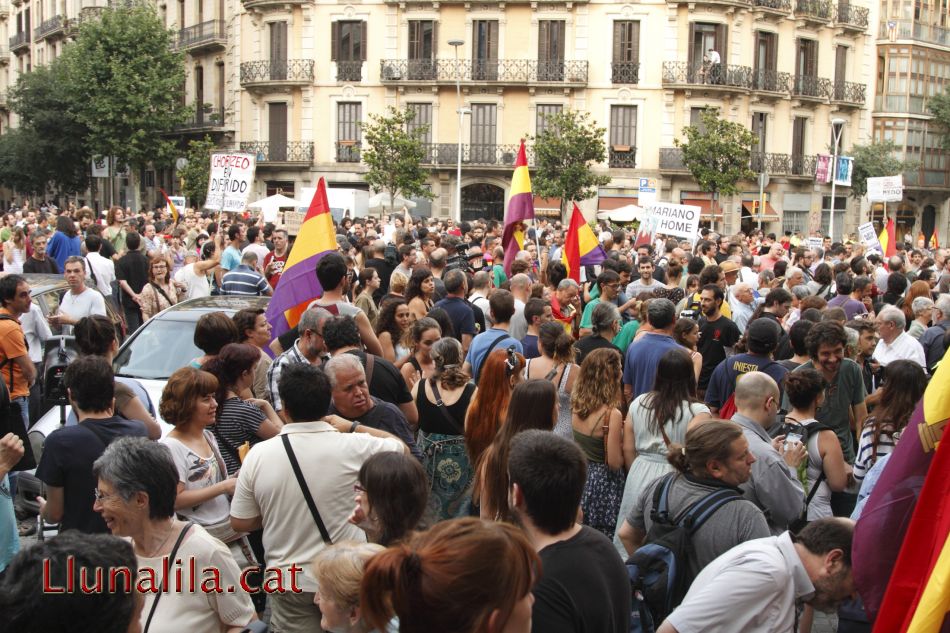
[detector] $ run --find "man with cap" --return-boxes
[704,318,788,417]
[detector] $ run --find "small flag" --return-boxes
[159,188,179,225]
[879,217,897,258]
[502,140,535,274]
[562,202,607,283]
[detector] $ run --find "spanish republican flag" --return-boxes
[159,188,179,224]
[502,140,534,274]
[264,177,338,339]
[563,202,607,283]
[879,217,897,257]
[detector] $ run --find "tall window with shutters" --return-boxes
[470,104,497,164]
[407,103,433,145]
[332,21,367,82]
[536,104,563,137]
[269,21,287,80]
[791,116,807,175]
[268,103,288,162]
[753,30,777,91]
[538,20,565,81]
[337,102,362,163]
[794,38,819,96]
[612,21,640,84]
[472,20,499,81]
[408,20,437,80]
[609,105,637,168]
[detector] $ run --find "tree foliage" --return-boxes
[676,108,757,204]
[178,136,217,208]
[529,109,610,215]
[360,107,433,213]
[849,140,919,198]
[928,89,950,149]
[58,3,188,171]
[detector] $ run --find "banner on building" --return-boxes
[834,156,854,187]
[641,202,702,243]
[205,152,257,213]
[815,154,832,184]
[858,221,884,255]
[867,175,904,202]
[91,157,110,178]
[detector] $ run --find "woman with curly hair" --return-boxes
[473,379,558,521]
[673,317,703,382]
[139,255,182,321]
[400,317,442,389]
[405,267,437,321]
[853,360,926,482]
[375,297,412,364]
[464,347,525,468]
[571,347,625,539]
[411,337,477,520]
[901,280,933,329]
[353,268,381,329]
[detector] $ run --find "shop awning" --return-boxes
[598,196,639,210]
[741,200,780,222]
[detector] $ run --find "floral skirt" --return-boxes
[581,461,626,540]
[420,432,474,522]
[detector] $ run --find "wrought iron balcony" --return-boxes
[336,142,361,163]
[832,80,865,106]
[609,147,637,168]
[880,19,950,47]
[34,15,65,40]
[611,61,640,84]
[659,147,687,171]
[753,0,791,12]
[834,3,869,29]
[792,74,833,100]
[240,59,315,86]
[418,143,535,168]
[336,61,362,83]
[239,141,314,165]
[242,0,312,8]
[750,152,817,177]
[795,0,833,22]
[662,61,755,90]
[177,19,226,52]
[379,59,588,85]
[752,69,792,93]
[9,31,29,53]
[174,105,226,131]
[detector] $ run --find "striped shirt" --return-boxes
[853,416,897,482]
[267,341,307,413]
[221,264,269,296]
[211,397,266,475]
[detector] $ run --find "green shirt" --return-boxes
[612,320,640,353]
[580,298,601,329]
[491,264,507,288]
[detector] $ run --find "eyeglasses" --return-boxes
[353,484,366,493]
[93,488,118,503]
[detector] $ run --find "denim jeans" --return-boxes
[7,396,29,501]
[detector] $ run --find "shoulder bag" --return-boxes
[282,434,332,544]
[143,522,193,633]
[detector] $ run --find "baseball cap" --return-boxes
[746,318,780,353]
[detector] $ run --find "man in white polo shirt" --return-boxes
[659,518,856,633]
[48,256,106,334]
[873,305,926,369]
[230,363,406,632]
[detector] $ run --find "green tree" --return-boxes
[58,3,188,172]
[178,136,217,208]
[928,89,950,148]
[849,140,919,198]
[676,107,757,215]
[529,109,610,217]
[360,106,433,214]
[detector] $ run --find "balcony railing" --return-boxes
[662,61,755,89]
[336,142,361,163]
[752,69,792,93]
[661,147,819,178]
[178,19,225,50]
[380,59,588,84]
[240,59,315,84]
[879,19,950,47]
[34,15,65,40]
[611,61,640,84]
[9,31,29,52]
[336,61,362,82]
[418,143,535,167]
[832,80,865,105]
[242,0,311,8]
[239,141,314,164]
[175,105,226,130]
[795,0,833,21]
[834,3,869,28]
[609,148,637,168]
[792,74,833,99]
[753,0,792,11]
[659,147,688,171]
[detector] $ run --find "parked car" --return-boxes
[15,295,270,515]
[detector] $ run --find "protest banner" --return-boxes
[858,221,884,255]
[867,176,903,202]
[642,202,702,243]
[806,237,824,251]
[205,152,256,213]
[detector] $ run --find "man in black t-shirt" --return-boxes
[115,232,150,333]
[35,357,148,533]
[509,430,630,633]
[697,284,741,395]
[22,233,60,274]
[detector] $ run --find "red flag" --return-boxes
[159,188,179,224]
[563,202,583,283]
[881,217,897,257]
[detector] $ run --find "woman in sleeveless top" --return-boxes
[411,337,478,520]
[376,297,412,364]
[3,226,26,273]
[523,321,578,438]
[571,347,625,539]
[104,205,127,256]
[405,267,436,321]
[673,317,703,382]
[400,317,441,391]
[613,347,710,554]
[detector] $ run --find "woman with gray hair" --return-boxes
[908,295,935,339]
[410,336,477,520]
[93,436,256,633]
[574,301,623,366]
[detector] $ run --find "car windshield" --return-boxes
[114,319,201,379]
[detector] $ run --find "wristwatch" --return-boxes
[349,421,359,433]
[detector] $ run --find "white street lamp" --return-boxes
[828,117,846,242]
[449,38,465,222]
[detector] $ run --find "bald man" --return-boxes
[731,372,806,533]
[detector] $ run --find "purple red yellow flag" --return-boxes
[562,202,607,283]
[502,140,534,274]
[159,188,179,224]
[264,177,337,339]
[879,217,897,258]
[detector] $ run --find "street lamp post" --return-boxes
[828,117,846,242]
[449,38,465,222]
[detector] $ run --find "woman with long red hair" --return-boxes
[464,347,525,467]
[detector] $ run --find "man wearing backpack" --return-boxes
[731,372,807,533]
[658,518,857,633]
[509,430,630,633]
[704,318,788,417]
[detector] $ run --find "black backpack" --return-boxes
[42,336,79,407]
[627,474,742,632]
[775,420,836,532]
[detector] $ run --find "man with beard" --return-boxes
[696,284,741,396]
[658,518,856,633]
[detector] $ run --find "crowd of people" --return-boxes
[1,199,948,633]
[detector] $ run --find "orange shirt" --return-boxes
[0,307,29,399]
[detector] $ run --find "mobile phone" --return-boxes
[784,432,803,450]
